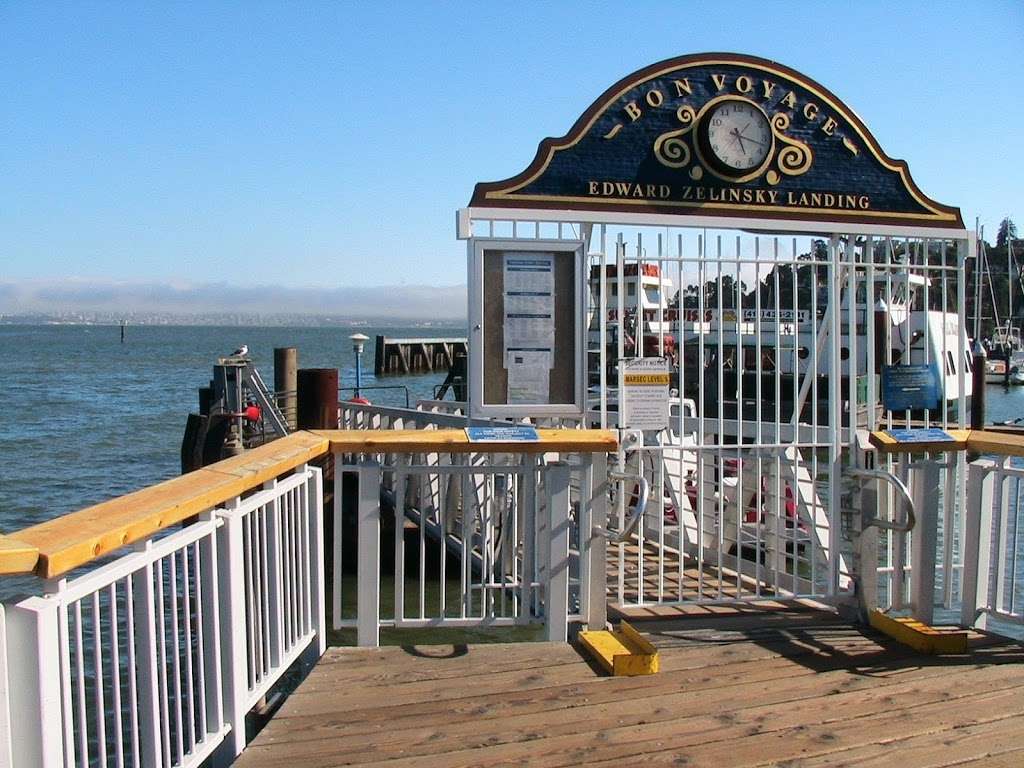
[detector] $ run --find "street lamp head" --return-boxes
[350,333,370,354]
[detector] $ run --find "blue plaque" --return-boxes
[881,364,940,411]
[465,426,540,443]
[884,428,955,444]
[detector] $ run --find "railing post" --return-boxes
[3,596,63,767]
[910,459,940,625]
[133,540,166,767]
[544,462,571,643]
[584,452,609,630]
[0,606,12,768]
[961,459,995,629]
[216,498,248,760]
[357,460,381,647]
[307,465,327,658]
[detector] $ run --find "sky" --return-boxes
[1,1,1022,315]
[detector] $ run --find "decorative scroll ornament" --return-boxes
[769,112,813,184]
[652,105,697,168]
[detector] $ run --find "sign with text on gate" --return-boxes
[470,53,962,229]
[622,357,671,431]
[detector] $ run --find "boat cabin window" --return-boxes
[946,350,956,375]
[644,287,660,305]
[627,283,636,296]
[798,346,809,359]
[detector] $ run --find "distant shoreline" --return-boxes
[0,315,466,328]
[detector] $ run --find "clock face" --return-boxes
[703,99,773,173]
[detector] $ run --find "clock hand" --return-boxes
[730,128,747,154]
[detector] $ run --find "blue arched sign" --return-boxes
[470,53,962,229]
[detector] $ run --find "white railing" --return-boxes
[333,452,608,645]
[1,464,325,768]
[962,457,1024,630]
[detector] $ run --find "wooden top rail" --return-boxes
[0,428,617,579]
[311,428,618,455]
[869,428,1024,457]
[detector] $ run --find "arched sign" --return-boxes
[469,53,962,229]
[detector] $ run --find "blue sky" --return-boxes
[1,1,1022,300]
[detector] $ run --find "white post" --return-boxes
[133,541,166,767]
[3,596,64,767]
[545,462,571,643]
[197,513,225,740]
[217,499,249,759]
[961,460,995,629]
[333,464,345,630]
[585,453,609,630]
[910,460,940,625]
[0,607,12,768]
[357,461,381,647]
[307,466,328,657]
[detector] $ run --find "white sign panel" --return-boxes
[504,252,555,404]
[622,357,670,431]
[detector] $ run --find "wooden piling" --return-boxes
[275,347,298,430]
[297,368,339,429]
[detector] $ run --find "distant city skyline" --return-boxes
[2,1,1022,310]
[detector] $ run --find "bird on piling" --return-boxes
[231,344,249,357]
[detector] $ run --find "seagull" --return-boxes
[232,344,249,357]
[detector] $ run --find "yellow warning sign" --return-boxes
[623,373,670,385]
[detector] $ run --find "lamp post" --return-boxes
[350,333,370,399]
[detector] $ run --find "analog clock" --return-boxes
[700,98,773,176]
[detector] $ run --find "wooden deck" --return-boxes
[234,605,1024,767]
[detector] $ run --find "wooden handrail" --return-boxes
[1,427,617,579]
[869,428,1024,457]
[311,428,618,454]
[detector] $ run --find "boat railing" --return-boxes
[0,427,617,767]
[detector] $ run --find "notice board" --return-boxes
[469,239,584,418]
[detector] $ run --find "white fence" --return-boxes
[0,465,325,768]
[333,454,608,646]
[962,457,1024,630]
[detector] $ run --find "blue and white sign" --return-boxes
[881,364,940,411]
[884,428,955,444]
[465,426,540,443]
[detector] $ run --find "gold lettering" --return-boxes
[821,117,838,136]
[632,185,643,198]
[659,184,671,198]
[682,186,694,200]
[736,75,753,94]
[823,193,834,207]
[589,181,599,195]
[673,79,692,97]
[729,189,741,203]
[711,73,727,91]
[858,195,870,209]
[697,187,707,201]
[646,89,664,108]
[788,192,797,205]
[615,181,632,195]
[742,189,753,203]
[803,102,819,121]
[646,184,656,197]
[602,182,615,195]
[624,102,642,121]
[769,191,780,204]
[762,80,775,99]
[811,193,822,207]
[781,91,797,109]
[844,194,857,208]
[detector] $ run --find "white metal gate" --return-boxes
[462,217,971,610]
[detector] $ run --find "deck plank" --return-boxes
[234,614,1024,768]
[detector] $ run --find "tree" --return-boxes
[997,217,1017,248]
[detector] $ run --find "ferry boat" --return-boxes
[677,272,973,419]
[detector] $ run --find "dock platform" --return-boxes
[234,604,1024,767]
